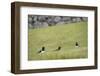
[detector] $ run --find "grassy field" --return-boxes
[28,21,88,60]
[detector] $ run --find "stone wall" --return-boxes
[28,15,88,29]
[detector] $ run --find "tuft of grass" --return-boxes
[28,21,88,60]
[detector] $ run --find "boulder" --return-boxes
[82,17,88,21]
[76,17,82,22]
[42,22,49,27]
[54,16,61,23]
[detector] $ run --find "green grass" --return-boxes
[28,21,88,60]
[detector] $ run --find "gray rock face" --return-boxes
[28,15,88,28]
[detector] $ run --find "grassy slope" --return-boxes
[28,21,88,60]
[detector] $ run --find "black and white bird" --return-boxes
[38,46,45,54]
[55,46,61,51]
[75,42,79,47]
[58,46,61,50]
